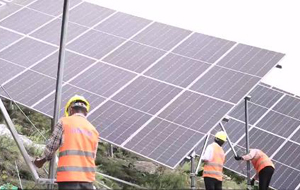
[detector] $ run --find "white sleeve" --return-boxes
[202,144,213,162]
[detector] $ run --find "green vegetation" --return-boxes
[0,99,245,189]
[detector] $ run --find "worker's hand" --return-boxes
[234,155,243,161]
[250,178,255,186]
[33,158,46,168]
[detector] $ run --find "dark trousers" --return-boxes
[258,166,274,190]
[204,177,222,190]
[57,182,94,190]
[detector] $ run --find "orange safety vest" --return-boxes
[203,143,225,181]
[56,115,99,182]
[251,150,274,173]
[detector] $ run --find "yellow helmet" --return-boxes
[64,95,90,117]
[215,131,227,142]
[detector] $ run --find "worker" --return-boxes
[235,149,275,190]
[33,95,99,190]
[202,131,227,190]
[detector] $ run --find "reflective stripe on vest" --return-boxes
[57,166,96,172]
[203,171,223,176]
[59,150,95,158]
[205,162,223,168]
[203,143,225,181]
[251,150,274,173]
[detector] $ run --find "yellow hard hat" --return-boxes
[215,131,227,142]
[64,95,90,117]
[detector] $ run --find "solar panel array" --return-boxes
[196,83,300,189]
[0,0,284,172]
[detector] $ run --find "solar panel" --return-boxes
[172,33,236,63]
[112,76,182,115]
[190,66,261,103]
[0,59,24,85]
[0,0,285,175]
[94,12,152,39]
[0,38,57,67]
[195,83,300,189]
[145,54,211,88]
[28,0,82,17]
[31,50,95,81]
[67,30,125,59]
[30,19,88,45]
[32,84,105,117]
[103,41,165,73]
[2,70,56,106]
[68,2,115,27]
[0,27,22,50]
[0,8,53,34]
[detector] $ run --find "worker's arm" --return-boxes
[202,144,213,162]
[34,120,63,168]
[242,149,257,161]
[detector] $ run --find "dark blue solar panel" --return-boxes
[217,44,284,77]
[158,91,233,133]
[172,33,236,63]
[112,76,181,115]
[124,118,204,167]
[33,84,105,118]
[88,101,152,145]
[190,66,260,103]
[145,53,210,87]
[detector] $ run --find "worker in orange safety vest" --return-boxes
[235,149,275,190]
[202,131,227,190]
[33,95,99,190]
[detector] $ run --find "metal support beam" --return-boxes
[219,119,237,157]
[96,172,145,189]
[190,150,196,190]
[195,133,210,174]
[0,99,39,181]
[244,96,251,190]
[49,0,70,188]
[109,144,114,158]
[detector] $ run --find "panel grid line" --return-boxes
[0,1,87,85]
[121,41,237,149]
[0,0,39,23]
[31,21,155,109]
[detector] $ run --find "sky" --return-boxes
[87,0,300,95]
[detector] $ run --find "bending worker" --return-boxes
[33,95,99,190]
[235,149,274,190]
[202,131,227,190]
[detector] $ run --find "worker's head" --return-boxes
[65,95,90,117]
[214,131,227,146]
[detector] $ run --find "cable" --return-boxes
[0,85,46,140]
[1,85,50,176]
[15,161,23,190]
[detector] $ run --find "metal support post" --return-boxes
[48,0,70,188]
[219,118,237,157]
[244,96,251,189]
[190,150,196,190]
[195,133,210,174]
[109,144,114,158]
[0,99,39,181]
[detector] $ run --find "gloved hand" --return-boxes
[33,158,46,168]
[250,178,255,186]
[234,155,243,160]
